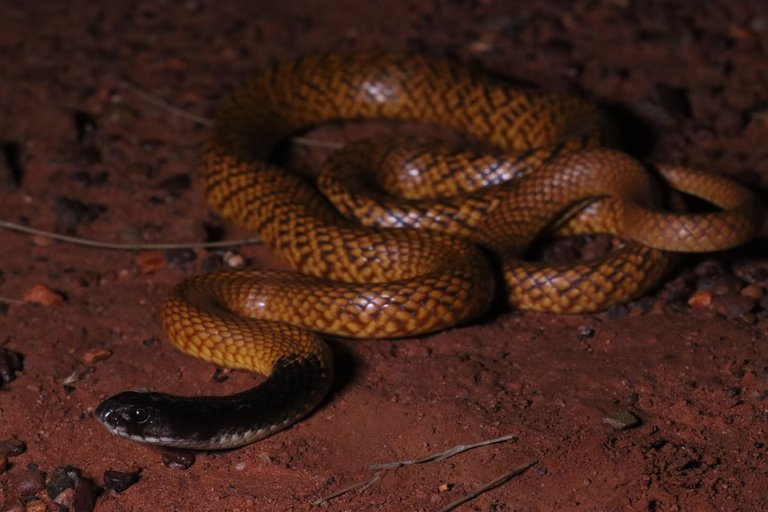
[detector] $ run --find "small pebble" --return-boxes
[82,348,113,365]
[212,367,231,383]
[688,290,713,309]
[46,466,82,499]
[696,275,742,295]
[713,293,755,320]
[223,251,246,268]
[736,265,768,286]
[142,337,160,346]
[15,464,45,497]
[23,284,64,306]
[0,439,26,456]
[603,410,641,429]
[103,469,141,493]
[741,284,765,301]
[54,488,74,508]
[24,500,46,512]
[577,326,596,340]
[161,450,195,469]
[660,276,693,302]
[72,476,97,512]
[438,482,451,492]
[135,252,166,274]
[0,348,23,384]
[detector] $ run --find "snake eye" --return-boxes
[128,407,150,424]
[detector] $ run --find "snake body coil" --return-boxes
[96,53,760,449]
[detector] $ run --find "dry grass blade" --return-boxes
[439,459,539,512]
[0,221,261,251]
[312,472,382,506]
[369,434,518,470]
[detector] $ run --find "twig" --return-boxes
[369,433,518,470]
[314,434,520,506]
[115,76,212,126]
[0,220,260,251]
[438,459,539,512]
[311,472,381,506]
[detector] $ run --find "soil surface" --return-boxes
[1,1,768,511]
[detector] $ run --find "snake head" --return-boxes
[95,391,175,446]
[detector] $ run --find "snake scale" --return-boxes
[96,53,761,449]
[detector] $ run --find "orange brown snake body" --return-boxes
[96,53,761,449]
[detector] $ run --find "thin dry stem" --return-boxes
[0,221,260,251]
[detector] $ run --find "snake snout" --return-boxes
[96,392,160,441]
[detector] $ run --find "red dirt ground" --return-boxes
[1,1,767,511]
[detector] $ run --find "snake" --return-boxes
[96,53,761,450]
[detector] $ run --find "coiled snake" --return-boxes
[96,53,760,449]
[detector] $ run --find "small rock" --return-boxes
[223,251,246,268]
[0,348,23,384]
[688,290,713,309]
[438,482,451,492]
[23,284,64,306]
[736,264,768,286]
[142,337,160,346]
[161,450,195,469]
[577,326,596,340]
[713,293,755,320]
[660,276,693,302]
[72,476,98,512]
[24,500,47,512]
[697,275,742,295]
[46,466,82,499]
[741,284,765,301]
[603,410,641,429]
[212,367,231,383]
[135,252,166,274]
[0,439,26,456]
[103,469,141,493]
[53,487,74,508]
[82,348,113,365]
[15,464,46,498]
